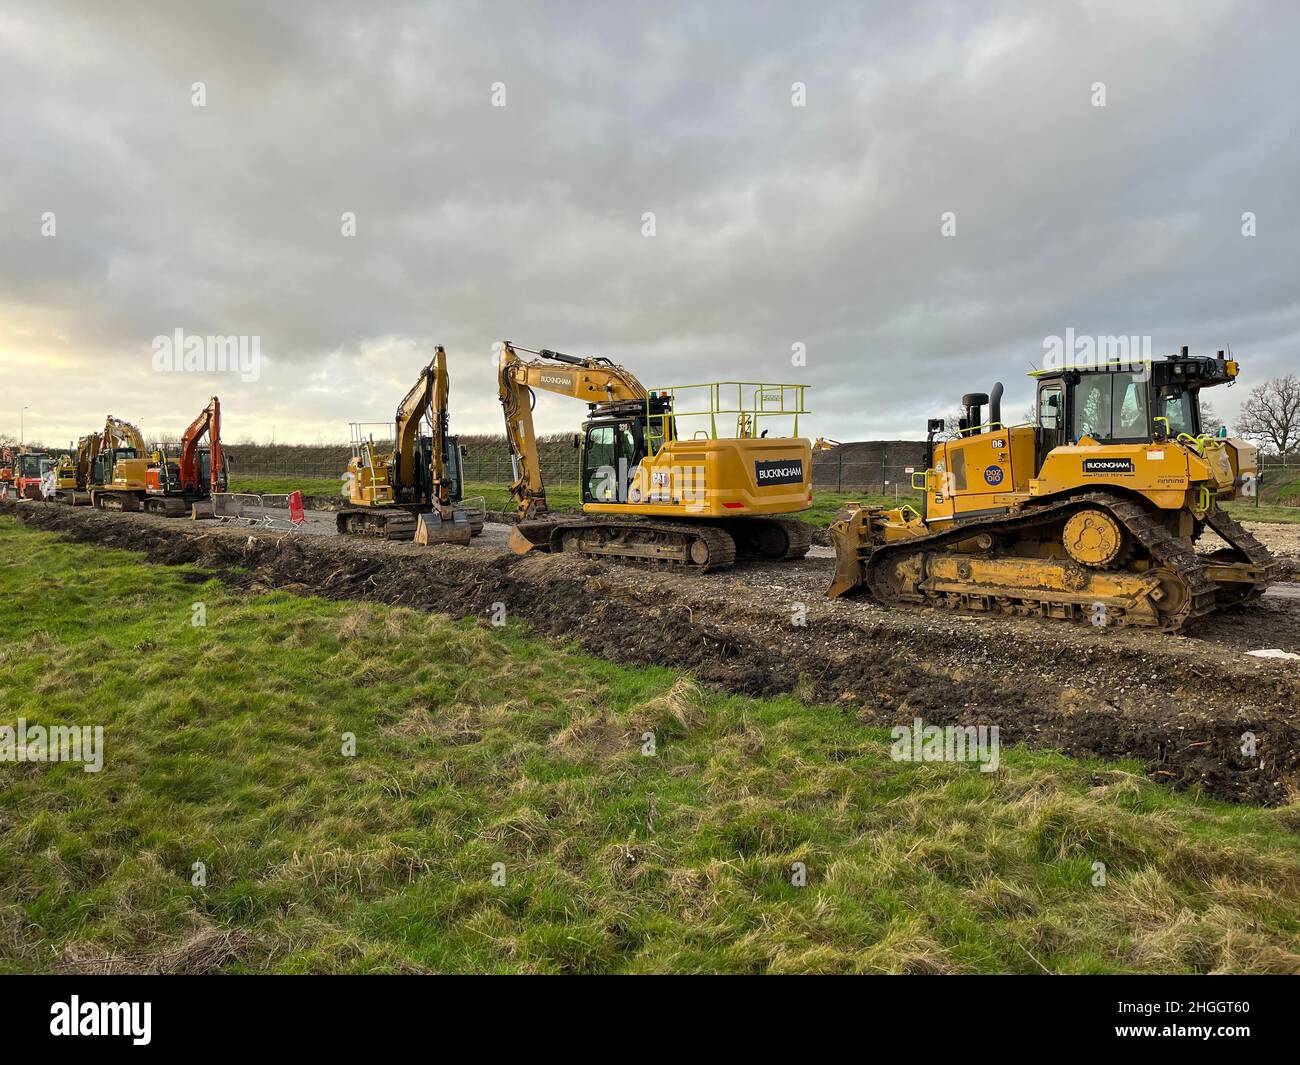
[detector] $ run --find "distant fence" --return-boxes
[229,452,928,494]
[231,448,1300,501]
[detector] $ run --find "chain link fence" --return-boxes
[224,448,1298,507]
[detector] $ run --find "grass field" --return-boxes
[2,516,1299,974]
[227,475,343,498]
[1224,501,1300,524]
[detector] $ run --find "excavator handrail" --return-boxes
[649,380,811,439]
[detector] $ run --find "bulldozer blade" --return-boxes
[826,519,869,599]
[416,510,472,547]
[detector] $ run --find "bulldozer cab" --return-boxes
[1034,349,1235,454]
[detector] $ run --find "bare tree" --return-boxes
[1200,400,1224,435]
[1235,374,1300,456]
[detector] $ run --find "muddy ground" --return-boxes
[6,499,1300,805]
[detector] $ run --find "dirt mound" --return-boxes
[7,499,1300,805]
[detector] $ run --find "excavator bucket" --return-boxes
[416,509,472,546]
[508,519,560,555]
[508,525,538,555]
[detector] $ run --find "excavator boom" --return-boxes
[179,396,223,495]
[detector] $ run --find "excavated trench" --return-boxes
[6,499,1300,805]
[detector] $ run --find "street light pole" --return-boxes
[20,406,29,445]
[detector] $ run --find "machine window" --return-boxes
[1115,376,1148,436]
[585,425,616,501]
[1072,376,1112,440]
[1038,387,1062,429]
[1071,373,1149,441]
[1161,393,1197,437]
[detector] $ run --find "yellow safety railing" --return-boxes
[648,381,810,441]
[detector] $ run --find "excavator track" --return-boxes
[524,518,739,572]
[336,508,420,541]
[724,515,814,562]
[863,492,1220,632]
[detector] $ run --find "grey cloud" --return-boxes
[2,0,1297,444]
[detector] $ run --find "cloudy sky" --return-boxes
[2,0,1297,447]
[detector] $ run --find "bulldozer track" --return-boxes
[865,491,1220,632]
[1205,509,1280,602]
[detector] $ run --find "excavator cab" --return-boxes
[578,396,671,505]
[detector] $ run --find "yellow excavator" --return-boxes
[87,417,154,511]
[499,341,813,570]
[828,349,1275,631]
[337,345,484,543]
[53,433,101,504]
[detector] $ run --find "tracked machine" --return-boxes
[828,349,1275,632]
[337,346,484,543]
[89,400,227,514]
[53,433,102,504]
[499,341,814,571]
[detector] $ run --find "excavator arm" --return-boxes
[101,416,144,454]
[498,341,649,518]
[178,397,223,495]
[77,433,101,485]
[393,349,441,494]
[427,346,455,507]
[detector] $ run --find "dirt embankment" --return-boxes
[6,499,1300,805]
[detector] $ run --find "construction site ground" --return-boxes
[5,498,1300,806]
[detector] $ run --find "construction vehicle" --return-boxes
[12,449,51,500]
[828,348,1275,632]
[0,445,15,490]
[90,399,227,514]
[53,434,102,504]
[337,346,484,543]
[499,341,814,570]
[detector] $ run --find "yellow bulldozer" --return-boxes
[828,348,1275,632]
[500,341,814,570]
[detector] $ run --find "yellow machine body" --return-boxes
[499,342,814,570]
[828,352,1274,630]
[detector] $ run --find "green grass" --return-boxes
[227,476,343,498]
[1224,500,1300,524]
[2,517,1299,974]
